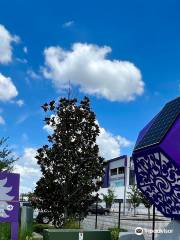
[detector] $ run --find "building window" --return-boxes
[118,167,125,175]
[110,168,117,176]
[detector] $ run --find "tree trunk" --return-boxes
[64,206,68,224]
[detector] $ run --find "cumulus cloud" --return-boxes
[16,148,38,170]
[97,126,132,160]
[16,99,24,107]
[0,24,20,64]
[43,43,144,101]
[15,164,40,177]
[14,147,41,193]
[0,116,5,125]
[0,73,18,101]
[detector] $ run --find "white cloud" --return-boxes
[14,147,39,176]
[43,43,144,102]
[43,114,59,134]
[97,126,132,160]
[0,73,18,101]
[0,116,5,125]
[14,147,41,193]
[20,147,38,167]
[16,99,24,107]
[15,164,40,177]
[43,124,53,134]
[62,21,74,28]
[0,24,20,64]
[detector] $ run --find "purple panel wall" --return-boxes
[161,116,180,166]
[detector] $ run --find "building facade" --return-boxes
[99,155,135,203]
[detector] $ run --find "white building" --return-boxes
[98,155,136,212]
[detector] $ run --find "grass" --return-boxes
[0,223,34,240]
[0,223,11,239]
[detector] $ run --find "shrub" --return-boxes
[63,218,80,229]
[109,227,127,240]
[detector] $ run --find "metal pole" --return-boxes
[11,222,19,240]
[152,205,155,240]
[118,201,121,229]
[95,200,98,229]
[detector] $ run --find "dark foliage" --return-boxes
[34,96,104,227]
[0,138,17,171]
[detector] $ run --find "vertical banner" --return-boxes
[0,171,20,240]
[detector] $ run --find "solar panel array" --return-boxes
[134,97,180,151]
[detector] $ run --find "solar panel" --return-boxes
[134,97,180,151]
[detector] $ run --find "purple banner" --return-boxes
[0,171,20,223]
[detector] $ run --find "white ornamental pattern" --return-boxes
[136,152,180,217]
[0,178,14,218]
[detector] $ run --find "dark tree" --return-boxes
[0,138,17,171]
[34,96,104,227]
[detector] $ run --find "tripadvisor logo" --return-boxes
[135,227,144,235]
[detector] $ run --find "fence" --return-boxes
[81,203,170,240]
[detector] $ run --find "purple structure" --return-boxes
[133,97,180,219]
[0,171,20,240]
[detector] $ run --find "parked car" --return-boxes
[87,204,110,215]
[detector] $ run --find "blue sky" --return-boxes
[0,0,180,193]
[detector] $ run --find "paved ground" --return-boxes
[81,214,171,240]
